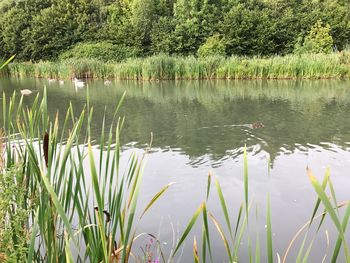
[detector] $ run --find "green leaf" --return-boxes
[0,55,15,70]
[307,168,350,260]
[173,203,204,256]
[141,182,174,218]
[267,194,273,263]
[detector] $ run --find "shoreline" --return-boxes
[2,53,350,81]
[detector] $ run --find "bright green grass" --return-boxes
[3,52,350,80]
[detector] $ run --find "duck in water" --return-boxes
[200,122,265,130]
[251,122,264,129]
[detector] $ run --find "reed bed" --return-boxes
[0,90,175,262]
[3,52,350,80]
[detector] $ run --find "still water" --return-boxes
[1,78,350,262]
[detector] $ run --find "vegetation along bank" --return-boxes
[1,0,350,80]
[3,52,350,80]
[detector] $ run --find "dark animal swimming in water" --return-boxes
[251,122,264,129]
[200,122,265,130]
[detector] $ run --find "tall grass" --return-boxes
[0,90,172,262]
[170,148,350,263]
[3,52,350,80]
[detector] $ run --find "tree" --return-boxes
[297,20,334,54]
[24,0,102,60]
[130,0,157,55]
[221,1,276,56]
[151,16,176,54]
[0,7,31,60]
[173,0,223,55]
[197,34,226,57]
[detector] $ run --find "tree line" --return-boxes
[0,0,349,61]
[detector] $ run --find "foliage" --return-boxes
[0,165,32,262]
[5,52,350,80]
[59,42,137,62]
[295,20,334,54]
[0,90,172,262]
[150,16,176,55]
[197,35,226,58]
[0,0,350,59]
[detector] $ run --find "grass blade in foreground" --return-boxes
[307,168,350,261]
[267,194,273,263]
[173,203,204,256]
[0,55,15,70]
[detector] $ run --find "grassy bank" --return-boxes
[4,52,350,80]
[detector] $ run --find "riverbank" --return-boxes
[3,52,350,80]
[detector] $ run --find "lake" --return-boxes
[1,78,350,262]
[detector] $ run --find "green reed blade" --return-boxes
[40,170,76,242]
[201,226,207,263]
[296,232,308,263]
[255,233,260,263]
[202,203,213,261]
[328,178,338,214]
[267,194,273,263]
[309,168,329,227]
[209,212,233,262]
[214,175,233,241]
[234,203,243,239]
[206,171,212,201]
[301,239,314,263]
[244,146,249,221]
[140,182,174,218]
[27,209,39,263]
[121,164,144,262]
[88,142,108,262]
[65,235,74,263]
[0,55,15,70]
[317,208,327,232]
[308,168,350,260]
[173,203,204,256]
[331,202,350,263]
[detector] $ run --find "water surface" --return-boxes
[1,78,350,262]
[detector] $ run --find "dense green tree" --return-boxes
[173,0,223,55]
[24,0,102,60]
[98,0,138,53]
[197,34,226,57]
[0,8,31,60]
[130,0,157,55]
[298,20,334,54]
[222,1,277,56]
[321,0,350,50]
[1,0,350,60]
[151,16,176,54]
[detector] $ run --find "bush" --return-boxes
[197,35,226,58]
[59,42,138,62]
[295,20,334,54]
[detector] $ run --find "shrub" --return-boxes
[59,42,138,62]
[197,35,226,58]
[295,20,334,54]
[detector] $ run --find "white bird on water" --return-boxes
[59,80,64,85]
[104,80,112,85]
[73,78,85,89]
[20,89,33,96]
